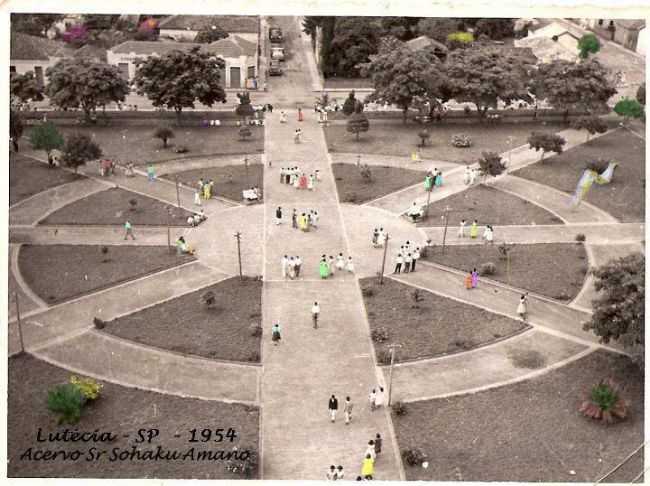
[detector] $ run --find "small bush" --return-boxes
[392,400,407,416]
[202,291,217,309]
[575,233,586,242]
[70,375,103,400]
[451,133,472,148]
[411,289,424,308]
[579,379,628,424]
[371,327,389,343]
[47,383,86,424]
[359,163,372,183]
[480,262,496,275]
[129,198,138,211]
[93,317,106,329]
[376,348,392,365]
[249,323,263,337]
[402,447,426,466]
[361,286,375,297]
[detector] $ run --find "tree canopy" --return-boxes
[531,59,617,118]
[11,13,63,37]
[45,58,130,121]
[570,116,608,142]
[10,71,44,104]
[583,253,644,364]
[62,132,102,172]
[329,17,384,77]
[445,46,533,117]
[477,151,507,177]
[527,132,566,161]
[614,97,644,122]
[577,33,601,59]
[415,18,465,45]
[474,19,514,40]
[342,90,363,116]
[347,112,370,141]
[133,47,227,122]
[194,25,229,43]
[29,121,64,157]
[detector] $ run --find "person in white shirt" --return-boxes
[463,166,472,185]
[458,219,467,238]
[393,254,403,273]
[336,253,345,272]
[346,256,355,273]
[403,253,413,273]
[375,386,385,408]
[411,248,420,272]
[311,301,320,329]
[281,255,289,279]
[483,224,494,244]
[365,441,377,461]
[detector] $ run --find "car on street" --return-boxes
[269,60,283,76]
[269,27,283,42]
[270,46,285,61]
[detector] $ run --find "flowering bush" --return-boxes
[62,24,89,47]
[70,375,103,400]
[451,134,472,147]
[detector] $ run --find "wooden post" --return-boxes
[441,206,450,254]
[174,175,181,208]
[424,185,432,218]
[379,232,390,285]
[507,249,511,285]
[387,343,402,407]
[166,209,171,253]
[234,231,243,280]
[14,292,25,354]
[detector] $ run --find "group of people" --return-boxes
[280,167,320,190]
[187,209,207,227]
[393,241,422,274]
[281,255,304,279]
[319,253,354,279]
[423,168,443,191]
[99,159,116,177]
[464,268,480,289]
[176,235,195,255]
[371,228,388,248]
[275,208,321,231]
[463,166,483,186]
[457,219,494,243]
[195,178,216,204]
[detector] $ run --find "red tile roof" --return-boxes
[110,36,256,58]
[158,15,259,34]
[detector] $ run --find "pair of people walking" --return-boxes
[464,268,479,289]
[371,227,387,248]
[326,465,345,480]
[319,254,354,279]
[328,395,354,424]
[368,387,385,411]
[281,255,303,279]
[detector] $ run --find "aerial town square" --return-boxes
[5,8,647,482]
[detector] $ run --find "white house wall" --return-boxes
[160,29,258,44]
[9,58,60,85]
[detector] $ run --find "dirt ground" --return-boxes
[103,277,262,362]
[422,242,588,301]
[7,354,260,479]
[360,277,527,362]
[19,245,194,304]
[393,350,644,482]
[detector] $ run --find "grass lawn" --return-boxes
[325,121,567,163]
[25,125,264,166]
[10,154,83,206]
[393,350,643,482]
[422,242,588,301]
[164,164,264,203]
[7,354,259,479]
[418,185,564,227]
[513,129,645,222]
[332,163,427,204]
[40,187,194,226]
[19,245,194,305]
[360,277,528,363]
[103,277,262,362]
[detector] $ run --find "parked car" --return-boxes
[269,27,283,42]
[270,46,285,61]
[269,60,283,76]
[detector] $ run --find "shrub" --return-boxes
[347,112,370,141]
[402,447,427,466]
[202,291,217,309]
[477,151,507,177]
[480,262,496,275]
[451,133,472,147]
[129,198,137,211]
[249,323,263,337]
[575,233,586,242]
[411,289,424,308]
[392,400,407,416]
[153,126,174,148]
[376,348,392,365]
[47,383,86,424]
[497,242,514,260]
[579,379,628,424]
[361,286,375,297]
[359,163,372,183]
[93,317,106,329]
[527,132,566,161]
[371,327,389,343]
[62,132,102,173]
[614,97,644,123]
[70,375,103,400]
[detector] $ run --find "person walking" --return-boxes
[464,270,473,290]
[336,253,345,272]
[403,253,412,274]
[346,256,355,273]
[435,170,443,187]
[271,322,281,345]
[368,388,377,411]
[276,206,283,225]
[328,256,336,277]
[458,219,466,238]
[281,255,288,279]
[375,386,385,408]
[298,107,304,122]
[393,253,403,274]
[517,293,528,321]
[470,219,479,239]
[194,190,202,206]
[483,224,494,244]
[412,247,420,272]
[335,465,344,480]
[292,209,298,229]
[312,301,320,329]
[123,220,135,240]
[463,165,471,185]
[344,396,353,424]
[328,394,339,422]
[295,256,302,278]
[287,257,296,280]
[147,164,155,182]
[471,267,479,288]
[319,258,330,279]
[374,433,383,456]
[365,440,377,461]
[372,228,379,246]
[326,465,336,480]
[361,454,374,480]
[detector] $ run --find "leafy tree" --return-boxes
[83,14,120,31]
[570,116,608,142]
[379,17,421,41]
[10,110,23,152]
[133,47,227,124]
[29,121,64,158]
[527,132,566,161]
[154,126,175,148]
[531,59,617,121]
[416,18,465,44]
[636,82,645,105]
[194,25,229,43]
[11,13,64,37]
[477,151,507,177]
[10,71,44,104]
[361,38,447,124]
[347,112,370,141]
[61,132,102,173]
[62,24,90,48]
[474,18,514,40]
[45,58,130,122]
[47,383,86,425]
[329,17,383,77]
[134,18,159,41]
[613,97,644,124]
[342,90,363,116]
[445,46,532,117]
[583,253,644,365]
[577,33,601,59]
[236,91,255,121]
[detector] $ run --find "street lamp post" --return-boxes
[387,343,403,407]
[234,231,243,280]
[441,205,451,254]
[14,292,25,354]
[174,175,181,208]
[379,232,390,285]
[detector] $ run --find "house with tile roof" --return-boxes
[405,35,448,60]
[578,18,645,52]
[9,32,74,86]
[106,36,259,89]
[158,15,260,44]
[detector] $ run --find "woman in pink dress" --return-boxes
[299,173,308,189]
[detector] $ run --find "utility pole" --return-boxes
[166,208,172,253]
[14,292,25,354]
[174,175,181,209]
[356,154,361,167]
[387,343,402,407]
[244,156,249,186]
[234,231,243,280]
[441,205,450,254]
[506,245,511,285]
[379,232,390,285]
[424,176,433,218]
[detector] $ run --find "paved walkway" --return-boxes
[8,244,45,319]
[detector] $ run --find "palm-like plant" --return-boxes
[579,379,628,424]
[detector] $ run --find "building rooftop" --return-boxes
[158,15,259,34]
[10,31,72,60]
[110,35,256,58]
[406,35,448,53]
